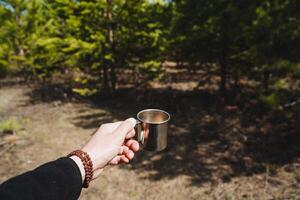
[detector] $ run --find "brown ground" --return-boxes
[1,68,300,199]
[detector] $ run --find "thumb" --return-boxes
[113,118,136,140]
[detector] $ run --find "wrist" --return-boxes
[70,155,85,183]
[68,150,94,188]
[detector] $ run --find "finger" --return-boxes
[113,118,136,139]
[93,121,123,136]
[109,155,122,165]
[119,145,129,155]
[100,121,123,132]
[125,150,134,160]
[121,155,129,163]
[126,139,140,152]
[106,121,123,131]
[125,129,135,139]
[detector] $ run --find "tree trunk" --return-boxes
[263,70,269,90]
[233,71,240,91]
[219,47,228,101]
[16,13,25,68]
[106,0,116,90]
[219,59,227,98]
[219,11,230,102]
[134,65,140,87]
[102,65,109,90]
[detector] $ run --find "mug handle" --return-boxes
[134,119,144,145]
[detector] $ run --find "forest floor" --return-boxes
[1,66,300,199]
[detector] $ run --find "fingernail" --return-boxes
[126,118,136,126]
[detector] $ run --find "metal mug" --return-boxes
[135,109,170,151]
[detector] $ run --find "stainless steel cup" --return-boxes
[135,109,170,151]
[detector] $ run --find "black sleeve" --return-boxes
[0,157,83,200]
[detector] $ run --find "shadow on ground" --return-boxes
[24,82,300,186]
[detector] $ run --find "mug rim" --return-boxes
[137,108,170,124]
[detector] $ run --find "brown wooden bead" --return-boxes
[67,150,94,188]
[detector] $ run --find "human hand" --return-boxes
[71,118,139,180]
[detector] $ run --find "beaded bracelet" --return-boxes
[68,150,93,188]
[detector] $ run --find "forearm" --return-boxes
[0,157,82,200]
